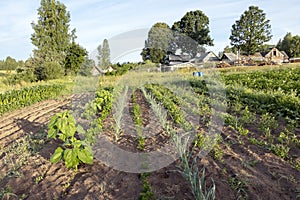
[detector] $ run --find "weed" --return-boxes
[34,175,44,185]
[258,113,278,139]
[228,176,248,200]
[249,137,267,146]
[0,185,17,199]
[269,144,290,159]
[240,158,258,169]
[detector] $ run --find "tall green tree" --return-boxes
[229,6,272,55]
[172,10,213,57]
[97,39,111,70]
[31,0,73,80]
[79,57,95,76]
[101,39,111,69]
[64,42,87,75]
[277,32,300,57]
[141,22,174,63]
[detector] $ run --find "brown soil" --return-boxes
[0,92,299,200]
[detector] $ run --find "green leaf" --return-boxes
[48,115,58,129]
[78,146,94,164]
[48,127,58,139]
[64,149,80,169]
[65,124,76,138]
[50,147,63,163]
[76,125,85,134]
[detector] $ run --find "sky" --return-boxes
[0,0,299,62]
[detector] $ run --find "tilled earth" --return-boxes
[0,92,299,199]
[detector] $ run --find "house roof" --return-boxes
[222,53,238,61]
[281,51,289,58]
[168,54,191,62]
[190,51,219,63]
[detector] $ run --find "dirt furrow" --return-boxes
[0,100,72,147]
[0,97,72,130]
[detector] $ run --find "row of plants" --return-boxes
[226,84,300,119]
[81,87,113,144]
[144,84,189,128]
[189,75,300,120]
[47,87,114,170]
[131,90,145,151]
[0,84,64,115]
[222,67,300,96]
[141,87,216,200]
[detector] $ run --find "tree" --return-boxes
[277,32,300,57]
[141,22,174,63]
[64,42,87,75]
[229,6,272,55]
[31,0,74,80]
[218,45,234,57]
[79,57,95,76]
[292,35,300,57]
[97,39,111,70]
[172,10,213,57]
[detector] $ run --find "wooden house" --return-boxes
[221,53,238,65]
[262,47,289,64]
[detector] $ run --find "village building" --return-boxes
[221,47,289,66]
[262,47,289,64]
[190,51,220,64]
[165,54,191,66]
[220,53,238,65]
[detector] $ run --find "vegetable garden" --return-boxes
[0,65,299,199]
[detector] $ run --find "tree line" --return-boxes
[142,5,300,64]
[0,56,24,71]
[2,1,300,83]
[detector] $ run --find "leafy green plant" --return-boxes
[258,113,278,139]
[82,88,113,144]
[228,176,248,200]
[249,137,266,146]
[48,111,93,170]
[139,173,154,200]
[269,144,290,159]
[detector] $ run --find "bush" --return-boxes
[35,62,64,81]
[5,68,36,85]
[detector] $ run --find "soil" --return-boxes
[0,91,299,200]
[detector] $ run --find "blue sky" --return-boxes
[0,0,299,62]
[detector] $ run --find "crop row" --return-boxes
[222,67,300,96]
[189,76,300,120]
[0,84,65,115]
[144,84,187,127]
